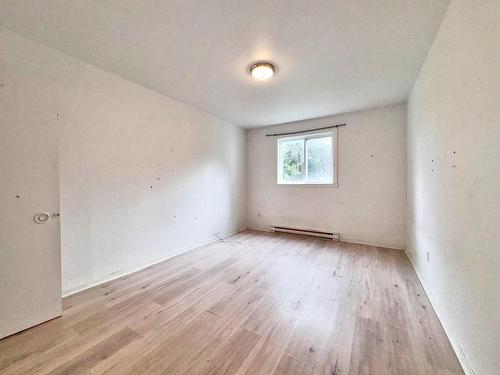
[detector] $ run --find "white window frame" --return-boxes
[276,129,338,187]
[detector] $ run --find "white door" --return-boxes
[0,56,62,339]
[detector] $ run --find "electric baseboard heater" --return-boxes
[270,226,340,241]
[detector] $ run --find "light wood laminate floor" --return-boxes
[0,230,463,374]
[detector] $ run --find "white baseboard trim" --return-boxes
[247,226,404,250]
[247,226,271,232]
[405,250,475,375]
[340,237,404,250]
[62,229,246,298]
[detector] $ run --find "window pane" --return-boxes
[306,136,333,183]
[280,139,305,183]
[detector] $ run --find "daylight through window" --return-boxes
[277,131,336,185]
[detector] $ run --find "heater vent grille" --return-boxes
[270,226,340,241]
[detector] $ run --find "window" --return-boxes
[277,131,337,185]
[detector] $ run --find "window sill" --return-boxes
[276,183,338,188]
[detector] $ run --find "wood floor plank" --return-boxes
[182,327,260,375]
[273,354,314,375]
[48,328,139,375]
[237,298,298,375]
[0,230,463,375]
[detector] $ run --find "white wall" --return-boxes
[407,1,500,374]
[1,28,246,295]
[247,104,406,249]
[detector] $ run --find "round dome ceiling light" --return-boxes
[249,61,277,80]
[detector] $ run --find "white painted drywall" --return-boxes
[1,28,246,296]
[247,104,406,249]
[407,1,500,374]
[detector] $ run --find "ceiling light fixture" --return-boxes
[249,61,277,80]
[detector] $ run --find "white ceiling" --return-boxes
[0,0,449,127]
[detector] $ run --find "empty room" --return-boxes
[0,1,498,374]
